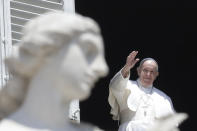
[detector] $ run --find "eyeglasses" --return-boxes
[142,69,157,75]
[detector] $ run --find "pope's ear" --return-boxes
[156,71,159,77]
[137,67,140,76]
[154,72,159,80]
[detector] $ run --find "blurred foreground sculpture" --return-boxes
[0,11,108,130]
[148,112,188,131]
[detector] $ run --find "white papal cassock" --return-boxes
[108,69,175,131]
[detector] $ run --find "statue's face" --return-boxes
[38,32,109,100]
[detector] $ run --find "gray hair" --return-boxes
[0,11,101,118]
[138,57,159,71]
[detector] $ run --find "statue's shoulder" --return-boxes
[70,122,104,131]
[0,118,29,130]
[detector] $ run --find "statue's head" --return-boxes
[0,11,108,118]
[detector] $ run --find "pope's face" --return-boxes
[43,32,109,100]
[137,60,158,87]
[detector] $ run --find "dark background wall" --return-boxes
[75,0,197,130]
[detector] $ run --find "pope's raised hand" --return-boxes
[121,51,139,78]
[125,51,139,70]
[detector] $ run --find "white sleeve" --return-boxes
[108,68,130,120]
[109,69,130,91]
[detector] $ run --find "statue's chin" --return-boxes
[76,83,93,100]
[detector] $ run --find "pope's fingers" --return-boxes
[128,51,138,61]
[129,51,138,58]
[134,58,140,64]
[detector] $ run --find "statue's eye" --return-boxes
[79,39,99,64]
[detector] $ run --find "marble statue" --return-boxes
[148,112,188,131]
[0,11,108,131]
